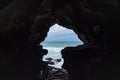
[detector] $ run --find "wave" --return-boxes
[42,47,64,69]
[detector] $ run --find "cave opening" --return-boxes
[40,23,83,69]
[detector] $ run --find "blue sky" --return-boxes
[44,24,83,42]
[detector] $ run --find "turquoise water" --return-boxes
[41,41,83,47]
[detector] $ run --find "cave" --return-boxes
[0,0,120,80]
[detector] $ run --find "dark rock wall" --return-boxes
[62,0,120,80]
[0,0,48,80]
[0,0,120,80]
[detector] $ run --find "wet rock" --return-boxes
[37,64,69,80]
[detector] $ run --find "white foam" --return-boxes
[42,47,65,69]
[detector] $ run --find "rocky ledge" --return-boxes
[36,62,69,80]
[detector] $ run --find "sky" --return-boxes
[44,24,82,42]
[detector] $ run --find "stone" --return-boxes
[37,65,69,80]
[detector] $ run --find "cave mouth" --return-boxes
[40,23,83,69]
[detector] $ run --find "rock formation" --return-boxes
[36,61,69,80]
[0,0,120,80]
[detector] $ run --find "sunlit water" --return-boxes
[41,41,83,69]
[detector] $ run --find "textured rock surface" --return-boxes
[36,62,69,80]
[0,0,120,80]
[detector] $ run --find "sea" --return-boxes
[40,41,83,69]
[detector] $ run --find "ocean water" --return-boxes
[41,41,83,69]
[41,41,82,47]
